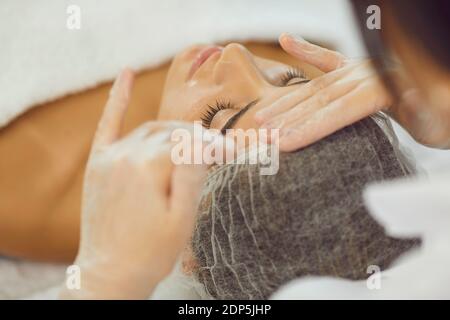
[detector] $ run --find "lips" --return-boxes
[188,46,223,79]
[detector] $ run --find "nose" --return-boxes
[213,43,268,96]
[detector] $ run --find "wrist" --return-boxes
[59,260,159,300]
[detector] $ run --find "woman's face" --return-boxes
[158,43,310,132]
[159,43,311,276]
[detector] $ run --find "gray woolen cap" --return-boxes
[191,116,420,300]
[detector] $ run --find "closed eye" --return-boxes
[219,100,258,134]
[277,66,310,86]
[200,100,234,130]
[201,67,309,132]
[200,99,258,134]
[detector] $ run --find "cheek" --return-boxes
[160,88,223,122]
[159,71,201,120]
[158,95,185,120]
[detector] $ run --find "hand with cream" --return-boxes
[60,69,228,299]
[255,33,393,151]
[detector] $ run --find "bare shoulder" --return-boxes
[0,67,165,261]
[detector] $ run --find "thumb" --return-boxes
[169,125,235,221]
[91,68,135,151]
[279,33,347,73]
[169,163,208,236]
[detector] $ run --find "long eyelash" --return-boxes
[278,66,307,86]
[200,99,234,129]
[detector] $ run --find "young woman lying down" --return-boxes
[0,42,419,298]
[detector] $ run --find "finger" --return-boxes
[140,122,233,209]
[279,33,347,73]
[255,65,355,123]
[261,79,362,130]
[148,145,175,211]
[118,121,192,147]
[278,84,387,151]
[170,163,208,219]
[167,122,236,165]
[92,68,135,151]
[164,162,209,252]
[168,123,236,218]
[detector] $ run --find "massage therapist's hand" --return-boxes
[255,33,393,151]
[60,69,220,299]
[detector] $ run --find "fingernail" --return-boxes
[254,110,268,123]
[110,72,122,97]
[261,119,283,130]
[282,32,307,44]
[122,68,134,100]
[263,127,280,144]
[278,129,294,150]
[279,128,293,139]
[111,68,134,100]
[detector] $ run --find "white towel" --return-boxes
[0,0,362,128]
[0,258,65,299]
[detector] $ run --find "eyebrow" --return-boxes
[220,99,259,134]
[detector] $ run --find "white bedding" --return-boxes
[0,258,65,299]
[0,0,362,129]
[1,0,449,300]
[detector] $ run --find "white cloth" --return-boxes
[150,261,210,300]
[0,0,362,129]
[0,259,65,299]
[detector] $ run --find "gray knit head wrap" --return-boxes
[191,115,419,299]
